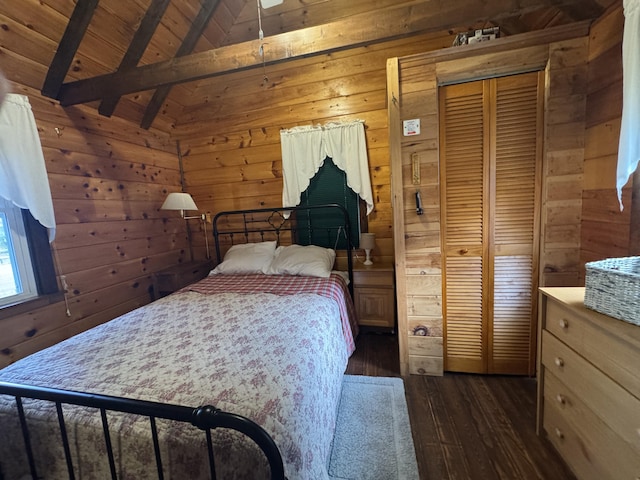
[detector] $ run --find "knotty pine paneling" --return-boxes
[179,34,454,115]
[0,82,186,368]
[540,36,588,287]
[581,2,631,272]
[177,32,456,266]
[389,24,595,376]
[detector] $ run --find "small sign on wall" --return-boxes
[403,119,420,136]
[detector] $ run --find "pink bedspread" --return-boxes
[0,273,358,479]
[184,273,358,355]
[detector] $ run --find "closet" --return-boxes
[439,71,543,375]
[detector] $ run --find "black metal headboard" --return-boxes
[212,204,354,291]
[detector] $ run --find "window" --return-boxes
[0,94,58,311]
[296,158,366,249]
[280,120,374,250]
[0,198,38,305]
[0,198,57,309]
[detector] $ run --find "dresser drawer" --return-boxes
[542,393,640,480]
[538,288,640,480]
[544,296,640,400]
[542,399,604,480]
[544,299,588,351]
[541,330,640,453]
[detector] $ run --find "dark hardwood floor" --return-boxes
[345,331,576,480]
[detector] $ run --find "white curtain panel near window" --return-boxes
[280,120,374,215]
[617,0,640,210]
[0,94,56,241]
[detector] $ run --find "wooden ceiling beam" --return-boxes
[41,0,100,98]
[98,0,172,117]
[141,0,221,129]
[55,0,598,107]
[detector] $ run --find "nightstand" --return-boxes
[152,259,214,300]
[352,262,396,331]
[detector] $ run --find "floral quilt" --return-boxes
[0,273,357,479]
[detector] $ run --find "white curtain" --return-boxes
[280,120,374,215]
[617,0,640,210]
[0,94,56,241]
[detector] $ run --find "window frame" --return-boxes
[0,202,37,305]
[0,198,58,313]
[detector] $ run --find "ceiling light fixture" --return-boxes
[256,0,282,85]
[260,0,283,8]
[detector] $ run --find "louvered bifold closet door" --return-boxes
[440,81,489,374]
[489,72,542,375]
[440,72,542,375]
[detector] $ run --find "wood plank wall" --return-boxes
[175,32,457,264]
[0,29,458,367]
[581,1,631,267]
[0,81,187,368]
[388,23,591,376]
[1,5,628,375]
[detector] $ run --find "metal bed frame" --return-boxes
[0,203,355,480]
[0,381,285,480]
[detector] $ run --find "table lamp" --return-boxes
[360,232,376,265]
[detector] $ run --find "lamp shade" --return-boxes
[161,192,198,211]
[360,232,376,250]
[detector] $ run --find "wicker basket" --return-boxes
[584,256,640,326]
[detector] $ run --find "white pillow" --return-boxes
[266,244,336,278]
[210,241,277,275]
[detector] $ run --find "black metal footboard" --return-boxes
[0,381,286,480]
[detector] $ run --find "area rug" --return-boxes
[328,375,419,480]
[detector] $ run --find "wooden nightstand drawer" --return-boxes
[152,259,214,299]
[352,263,395,330]
[353,269,393,287]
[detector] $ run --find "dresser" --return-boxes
[352,262,396,331]
[151,259,214,300]
[537,287,640,480]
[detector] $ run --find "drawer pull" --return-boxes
[554,357,565,368]
[556,394,566,405]
[558,318,569,329]
[554,427,564,439]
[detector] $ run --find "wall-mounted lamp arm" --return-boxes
[161,193,210,259]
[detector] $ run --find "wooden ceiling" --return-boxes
[1,0,616,131]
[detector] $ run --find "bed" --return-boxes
[0,204,359,480]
